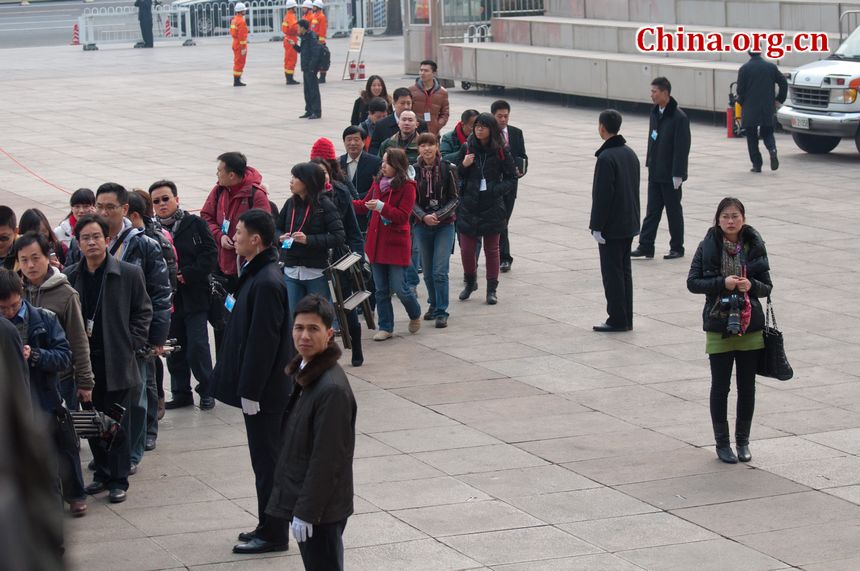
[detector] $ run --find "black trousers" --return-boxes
[297,518,348,571]
[638,180,684,256]
[708,349,761,426]
[244,411,288,543]
[89,354,137,492]
[598,237,634,329]
[211,272,238,360]
[303,70,322,116]
[746,125,776,168]
[499,187,518,264]
[138,15,153,47]
[167,310,214,398]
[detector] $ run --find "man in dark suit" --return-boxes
[340,125,382,234]
[213,209,292,555]
[368,87,427,156]
[492,100,528,273]
[737,50,788,172]
[590,110,641,333]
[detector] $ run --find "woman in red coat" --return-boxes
[353,148,422,341]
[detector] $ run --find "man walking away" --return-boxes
[267,294,356,571]
[590,110,640,333]
[295,20,323,120]
[632,77,691,261]
[737,50,788,172]
[213,210,292,555]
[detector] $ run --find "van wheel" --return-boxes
[792,132,840,154]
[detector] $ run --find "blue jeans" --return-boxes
[414,223,455,317]
[130,357,152,464]
[371,263,421,333]
[284,273,331,321]
[404,231,421,289]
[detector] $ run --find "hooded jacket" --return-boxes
[24,268,94,391]
[409,77,450,135]
[200,166,271,277]
[19,300,72,413]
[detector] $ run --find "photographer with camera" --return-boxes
[687,198,772,465]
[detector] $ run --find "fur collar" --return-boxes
[286,343,343,387]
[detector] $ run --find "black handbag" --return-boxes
[757,296,793,381]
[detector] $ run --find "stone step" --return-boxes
[438,41,767,113]
[493,15,838,67]
[544,0,860,34]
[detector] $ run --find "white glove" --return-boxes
[291,517,313,543]
[592,230,606,245]
[672,177,682,190]
[241,398,260,415]
[374,200,385,213]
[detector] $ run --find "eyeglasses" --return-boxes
[79,233,105,243]
[152,197,172,205]
[95,204,121,212]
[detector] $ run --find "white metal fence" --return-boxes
[77,0,389,50]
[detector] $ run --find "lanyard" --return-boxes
[289,204,311,234]
[84,270,108,324]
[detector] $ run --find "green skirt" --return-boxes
[706,330,765,355]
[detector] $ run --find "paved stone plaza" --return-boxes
[4,33,860,570]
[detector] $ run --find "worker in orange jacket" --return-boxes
[230,3,249,86]
[311,0,329,83]
[282,0,300,85]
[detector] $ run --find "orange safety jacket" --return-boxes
[311,10,327,42]
[230,14,248,51]
[282,10,299,44]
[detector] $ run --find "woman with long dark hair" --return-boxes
[455,112,517,305]
[687,197,772,464]
[353,148,421,340]
[351,75,393,125]
[277,162,345,318]
[18,208,67,269]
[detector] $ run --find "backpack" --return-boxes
[143,222,179,291]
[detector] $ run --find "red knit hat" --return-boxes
[310,137,337,161]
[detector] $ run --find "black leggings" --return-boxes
[708,349,761,425]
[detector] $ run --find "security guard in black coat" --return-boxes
[737,51,788,172]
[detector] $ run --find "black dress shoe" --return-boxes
[423,308,436,320]
[144,437,156,451]
[233,537,289,554]
[663,251,684,260]
[435,315,448,329]
[237,529,258,542]
[199,397,216,410]
[165,396,193,410]
[298,112,311,118]
[129,463,138,476]
[750,166,762,173]
[307,114,321,120]
[108,489,127,503]
[630,248,654,259]
[769,151,779,171]
[593,322,630,332]
[85,481,107,495]
[500,260,511,273]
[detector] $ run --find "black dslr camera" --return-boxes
[720,293,742,335]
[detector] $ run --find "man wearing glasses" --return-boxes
[148,180,219,411]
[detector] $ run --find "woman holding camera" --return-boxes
[687,197,772,464]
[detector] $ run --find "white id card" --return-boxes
[221,219,230,234]
[479,178,487,191]
[424,112,431,122]
[225,294,236,312]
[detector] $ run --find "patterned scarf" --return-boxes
[418,155,441,201]
[454,122,468,145]
[157,208,185,231]
[711,237,752,334]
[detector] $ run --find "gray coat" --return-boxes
[737,54,788,128]
[65,255,152,391]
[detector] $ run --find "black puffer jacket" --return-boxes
[455,137,517,236]
[687,225,772,335]
[277,194,345,269]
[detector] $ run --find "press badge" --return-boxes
[424,112,431,122]
[86,319,94,337]
[282,237,294,249]
[479,178,487,191]
[225,294,236,312]
[221,219,230,235]
[650,130,658,141]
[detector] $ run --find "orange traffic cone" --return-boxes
[71,23,80,46]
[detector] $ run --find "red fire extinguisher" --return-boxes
[358,61,366,80]
[349,60,357,80]
[726,104,735,138]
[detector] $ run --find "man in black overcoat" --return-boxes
[590,110,641,332]
[134,0,154,48]
[737,50,788,172]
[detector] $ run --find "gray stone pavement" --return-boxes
[3,33,860,570]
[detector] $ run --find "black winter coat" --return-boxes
[329,181,365,257]
[646,96,691,183]
[455,137,518,236]
[212,248,292,409]
[167,214,218,315]
[295,31,322,73]
[65,256,153,391]
[590,135,641,240]
[687,225,773,336]
[267,344,356,525]
[737,54,788,128]
[277,194,345,269]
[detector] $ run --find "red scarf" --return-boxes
[454,122,468,145]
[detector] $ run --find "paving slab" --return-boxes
[440,526,602,566]
[559,512,718,552]
[617,538,786,571]
[392,500,544,537]
[492,553,646,570]
[357,476,491,511]
[65,537,183,571]
[737,521,860,567]
[459,464,600,500]
[764,456,860,489]
[507,487,659,524]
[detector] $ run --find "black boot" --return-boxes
[486,279,498,305]
[349,320,363,367]
[713,421,738,464]
[459,274,477,301]
[234,76,246,87]
[735,419,752,462]
[286,74,300,85]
